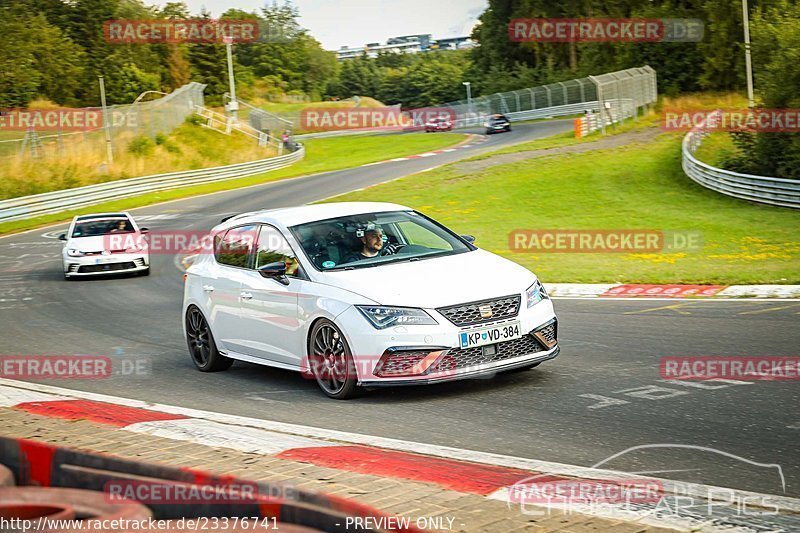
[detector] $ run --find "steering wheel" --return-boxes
[379,242,406,256]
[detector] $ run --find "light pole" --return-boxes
[742,0,755,108]
[462,81,472,126]
[98,76,113,165]
[224,36,239,123]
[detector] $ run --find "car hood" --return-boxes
[66,235,136,252]
[317,249,537,308]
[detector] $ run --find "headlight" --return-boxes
[526,279,549,308]
[356,306,438,329]
[66,249,83,257]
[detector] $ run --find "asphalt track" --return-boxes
[0,120,798,498]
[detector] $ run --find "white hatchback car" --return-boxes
[59,213,150,279]
[182,202,558,399]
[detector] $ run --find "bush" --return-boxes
[185,114,204,126]
[128,136,155,156]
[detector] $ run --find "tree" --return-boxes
[0,4,85,107]
[724,0,800,179]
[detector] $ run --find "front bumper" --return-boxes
[337,298,558,386]
[365,345,559,387]
[63,252,149,276]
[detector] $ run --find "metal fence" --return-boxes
[0,82,206,163]
[683,113,800,209]
[444,66,657,129]
[0,145,305,223]
[223,94,295,143]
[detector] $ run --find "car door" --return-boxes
[204,225,258,352]
[236,224,303,365]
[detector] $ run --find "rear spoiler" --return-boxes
[220,214,241,224]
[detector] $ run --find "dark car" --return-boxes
[424,116,454,132]
[485,114,511,134]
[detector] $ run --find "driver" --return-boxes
[109,220,129,233]
[344,223,400,263]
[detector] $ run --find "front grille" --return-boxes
[437,295,520,327]
[374,350,429,377]
[431,334,545,372]
[536,321,557,346]
[77,261,135,273]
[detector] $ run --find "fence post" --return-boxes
[588,76,605,134]
[557,82,567,106]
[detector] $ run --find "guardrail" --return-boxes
[0,145,305,223]
[454,101,603,128]
[682,118,800,209]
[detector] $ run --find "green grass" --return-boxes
[0,132,465,235]
[321,131,800,284]
[0,120,277,199]
[693,132,741,167]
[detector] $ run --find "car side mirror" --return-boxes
[139,227,149,234]
[58,233,67,241]
[461,234,476,244]
[258,261,289,285]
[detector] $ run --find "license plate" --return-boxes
[459,322,521,349]
[95,257,114,264]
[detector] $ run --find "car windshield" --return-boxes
[290,210,472,271]
[71,218,134,238]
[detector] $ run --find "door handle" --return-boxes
[202,285,214,292]
[240,292,253,300]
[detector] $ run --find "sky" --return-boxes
[151,0,488,49]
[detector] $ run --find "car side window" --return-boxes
[254,225,301,277]
[214,225,257,268]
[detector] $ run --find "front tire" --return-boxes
[308,319,359,399]
[185,306,232,372]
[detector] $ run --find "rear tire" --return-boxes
[186,306,232,372]
[308,319,359,399]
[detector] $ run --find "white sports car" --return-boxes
[182,202,558,399]
[59,212,150,279]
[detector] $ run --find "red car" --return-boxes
[425,117,454,132]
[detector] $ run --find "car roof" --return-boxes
[222,202,412,228]
[74,212,130,221]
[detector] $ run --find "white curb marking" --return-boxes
[127,418,338,455]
